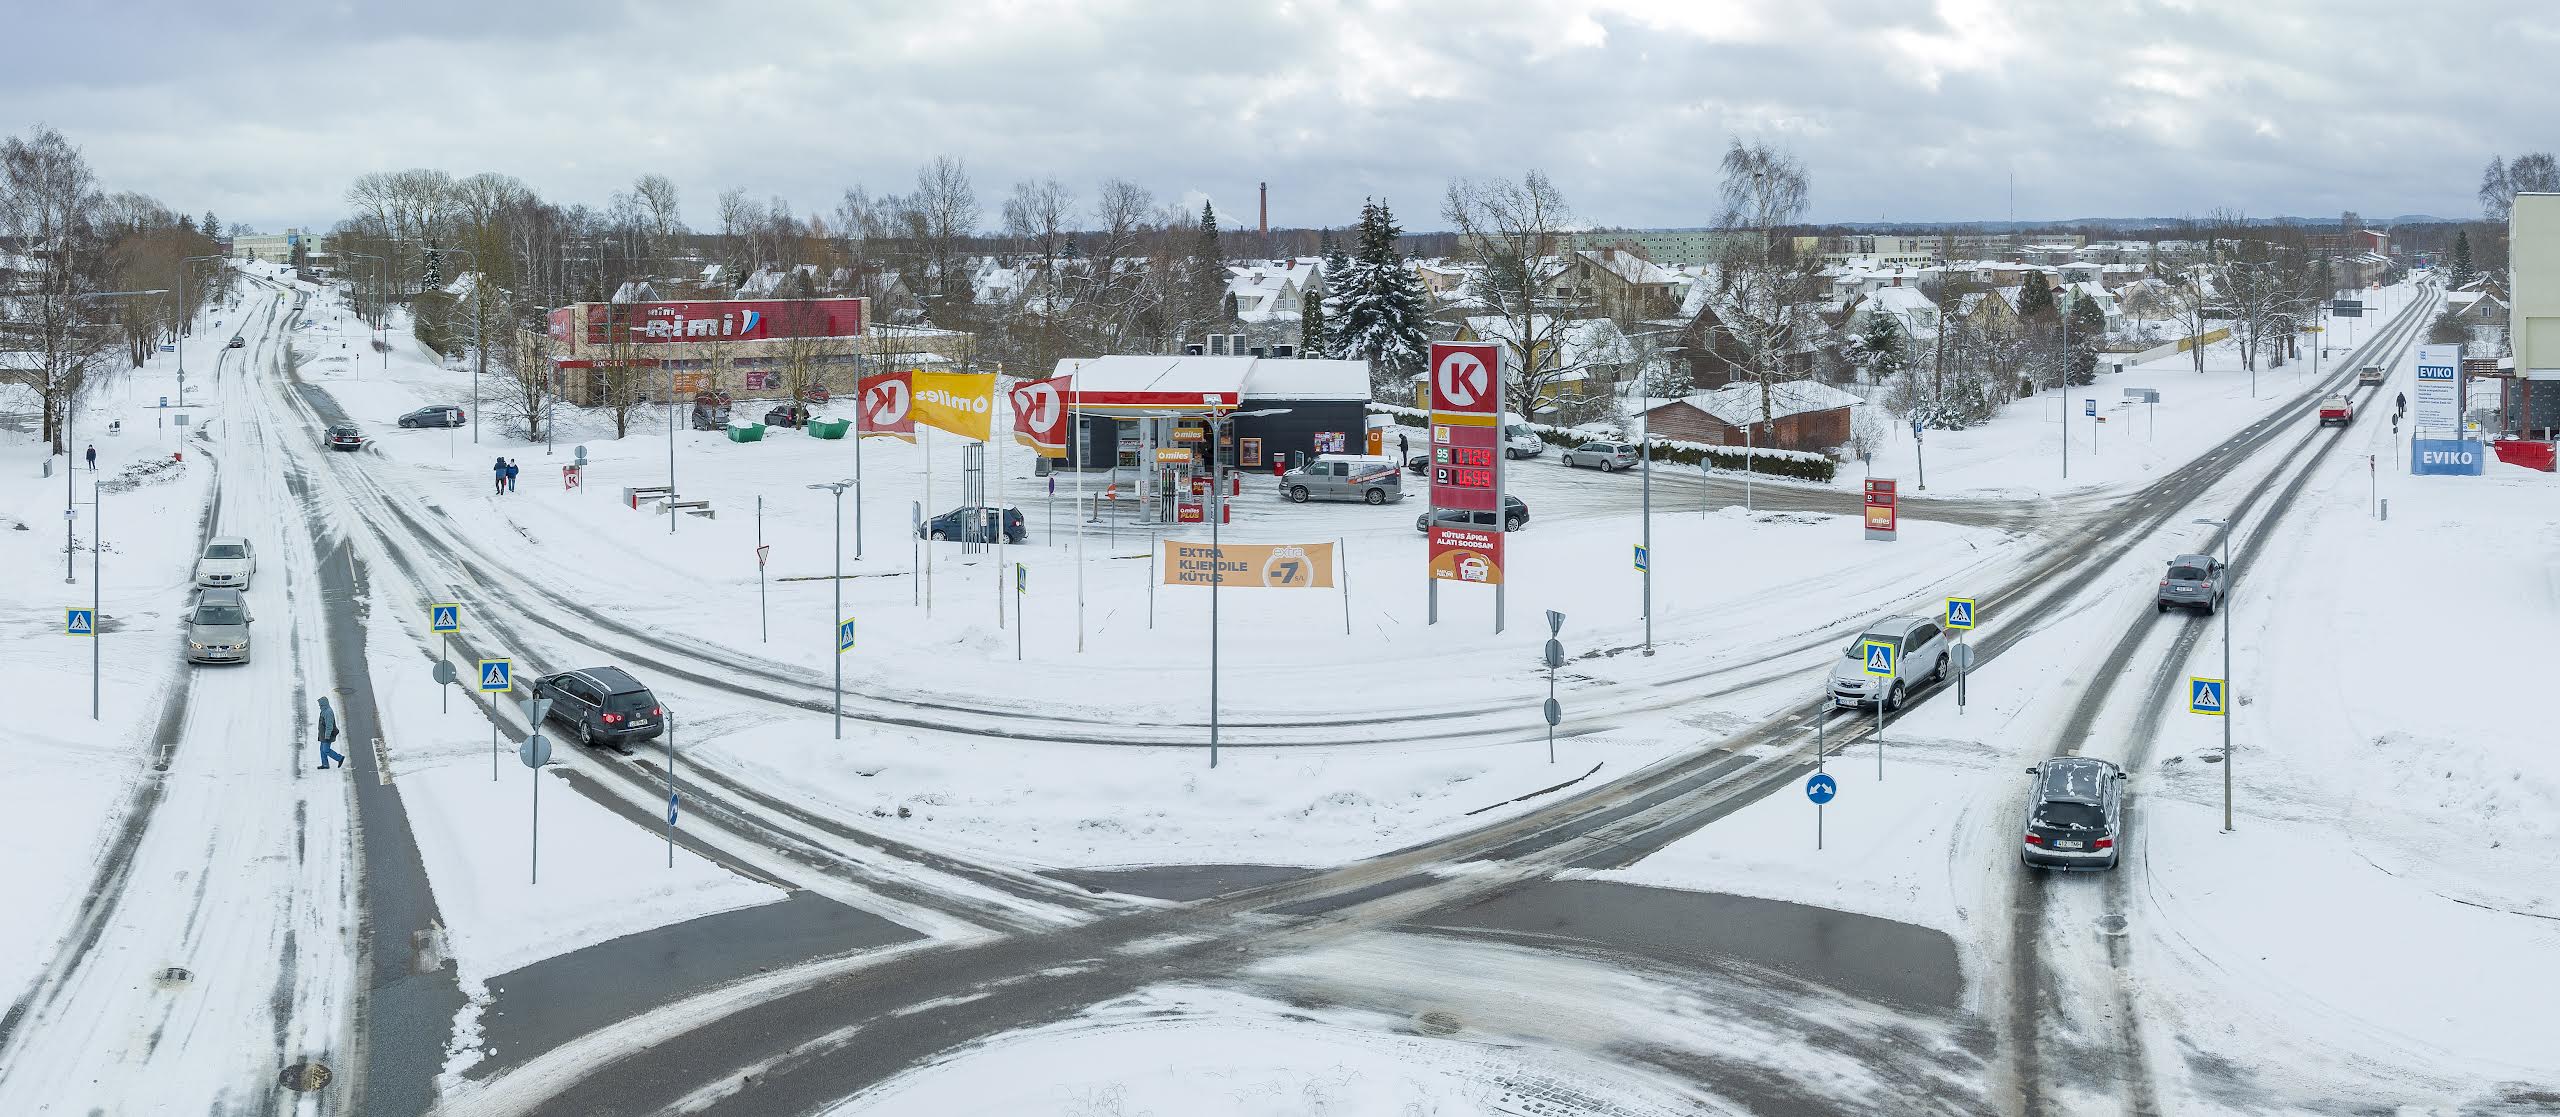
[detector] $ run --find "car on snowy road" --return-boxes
[1560,441,1641,471]
[2021,756,2126,870]
[2317,395,2354,426]
[919,505,1029,544]
[326,424,365,451]
[228,336,245,348]
[193,536,257,588]
[1826,614,1949,711]
[2357,364,2385,385]
[2155,553,2226,614]
[1416,495,1529,533]
[398,405,465,428]
[534,666,665,747]
[184,589,254,665]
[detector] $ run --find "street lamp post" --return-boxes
[63,289,168,584]
[179,254,227,406]
[1202,406,1289,769]
[811,480,855,739]
[2194,516,2235,832]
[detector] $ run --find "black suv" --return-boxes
[398,405,465,428]
[534,666,665,746]
[2020,757,2127,870]
[1415,495,1529,533]
[919,505,1028,544]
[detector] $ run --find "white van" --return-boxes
[1502,417,1545,459]
[1280,454,1406,505]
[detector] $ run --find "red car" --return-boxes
[2317,396,2353,427]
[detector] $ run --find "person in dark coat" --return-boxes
[85,444,97,471]
[493,456,508,495]
[316,697,346,770]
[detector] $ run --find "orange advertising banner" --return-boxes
[1427,526,1504,584]
[1161,541,1337,588]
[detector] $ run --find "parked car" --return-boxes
[2317,395,2353,426]
[1502,419,1546,460]
[193,536,257,588]
[397,405,465,428]
[1826,614,1951,711]
[2155,553,2226,614]
[227,336,245,349]
[1280,454,1405,505]
[2357,364,2385,385]
[533,666,665,746]
[185,588,253,665]
[918,505,1028,544]
[1560,441,1641,471]
[2020,756,2127,870]
[326,424,365,451]
[764,402,812,428]
[1416,495,1530,533]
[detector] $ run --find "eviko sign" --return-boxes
[2410,438,2485,476]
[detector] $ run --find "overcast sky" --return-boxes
[10,0,2542,235]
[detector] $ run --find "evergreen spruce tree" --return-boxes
[2015,274,2056,321]
[1325,200,1431,383]
[2066,297,2106,385]
[2451,229,2475,285]
[1190,201,1227,331]
[1298,276,1328,357]
[202,211,218,238]
[1854,310,1909,385]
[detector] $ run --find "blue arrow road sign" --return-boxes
[668,791,681,826]
[1633,545,1648,572]
[837,617,858,653]
[2085,398,2097,417]
[66,608,94,636]
[1861,639,1897,677]
[430,603,461,633]
[2189,677,2226,716]
[1945,597,1976,631]
[1806,773,1838,804]
[477,659,512,692]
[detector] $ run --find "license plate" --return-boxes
[628,720,652,728]
[2054,840,2083,849]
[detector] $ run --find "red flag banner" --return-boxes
[1009,378,1069,459]
[856,371,915,442]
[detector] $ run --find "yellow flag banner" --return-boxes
[1160,541,1336,588]
[909,371,996,441]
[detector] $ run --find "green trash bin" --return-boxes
[726,423,767,443]
[806,417,850,440]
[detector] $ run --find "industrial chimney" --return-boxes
[1259,182,1268,237]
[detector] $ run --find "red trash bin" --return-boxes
[2491,439,2556,472]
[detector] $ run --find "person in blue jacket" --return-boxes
[505,458,520,493]
[316,697,346,770]
[493,456,508,495]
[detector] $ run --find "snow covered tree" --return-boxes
[2015,274,2055,322]
[1298,274,1328,357]
[1325,199,1431,388]
[2066,296,2106,385]
[1848,309,1910,385]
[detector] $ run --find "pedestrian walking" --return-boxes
[1397,432,1409,463]
[85,444,97,471]
[316,697,346,770]
[492,456,508,495]
[505,458,520,493]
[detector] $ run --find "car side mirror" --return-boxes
[2024,766,2039,775]
[2114,772,2128,780]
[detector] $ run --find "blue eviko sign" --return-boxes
[2410,439,2484,477]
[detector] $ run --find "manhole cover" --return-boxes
[159,967,192,985]
[279,1062,332,1092]
[1418,1011,1462,1035]
[2096,914,2128,935]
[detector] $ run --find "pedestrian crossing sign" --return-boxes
[2189,677,2225,716]
[478,659,512,692]
[66,608,94,636]
[1861,639,1897,677]
[837,618,858,653]
[430,603,461,633]
[1945,597,1976,631]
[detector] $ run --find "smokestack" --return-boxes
[1259,182,1268,237]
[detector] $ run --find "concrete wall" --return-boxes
[2512,193,2560,382]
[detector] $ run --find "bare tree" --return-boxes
[911,155,980,303]
[1002,177,1075,298]
[1442,170,1578,417]
[0,125,116,453]
[1072,178,1162,353]
[1701,138,1828,425]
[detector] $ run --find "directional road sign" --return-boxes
[430,603,461,633]
[518,736,552,768]
[477,659,512,692]
[1015,563,1027,594]
[66,608,95,636]
[1860,639,1898,677]
[2189,677,2226,716]
[1542,697,1562,727]
[836,617,858,653]
[2084,398,2098,418]
[1945,597,1976,631]
[1632,544,1648,572]
[431,661,458,686]
[1805,773,1838,804]
[1951,643,1976,672]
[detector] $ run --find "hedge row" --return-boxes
[1367,403,1838,483]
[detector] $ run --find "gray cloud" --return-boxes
[7,0,2537,232]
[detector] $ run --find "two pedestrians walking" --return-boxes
[491,457,521,494]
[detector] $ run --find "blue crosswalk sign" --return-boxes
[1861,639,1897,677]
[1945,597,1975,631]
[2189,677,2226,716]
[478,659,512,692]
[65,608,94,636]
[668,791,681,826]
[1806,773,1838,804]
[1633,545,1648,572]
[430,603,461,633]
[837,618,858,653]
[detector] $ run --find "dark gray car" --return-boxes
[535,665,665,746]
[2155,553,2226,614]
[1416,495,1529,533]
[2021,756,2127,869]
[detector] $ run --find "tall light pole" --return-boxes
[437,246,488,445]
[2193,516,2234,832]
[666,361,678,535]
[1639,404,1653,655]
[811,479,855,739]
[1202,406,1289,768]
[338,250,385,374]
[179,254,226,406]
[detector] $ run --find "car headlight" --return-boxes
[189,642,209,651]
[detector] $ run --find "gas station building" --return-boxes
[1046,355,1374,523]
